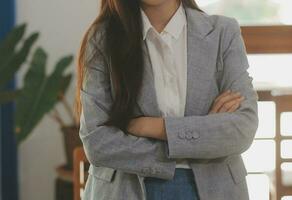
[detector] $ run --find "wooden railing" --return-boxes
[257,90,292,200]
[73,147,89,200]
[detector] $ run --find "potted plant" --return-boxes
[0,23,81,170]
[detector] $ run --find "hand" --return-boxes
[127,117,166,140]
[127,117,147,137]
[208,90,245,114]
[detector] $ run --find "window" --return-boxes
[198,0,292,25]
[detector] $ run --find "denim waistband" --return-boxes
[144,168,195,184]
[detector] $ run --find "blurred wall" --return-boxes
[15,0,99,199]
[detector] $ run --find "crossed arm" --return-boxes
[128,17,259,159]
[158,19,259,159]
[79,17,259,180]
[127,90,245,141]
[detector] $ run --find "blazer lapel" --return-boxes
[183,7,214,116]
[136,6,214,117]
[136,41,161,117]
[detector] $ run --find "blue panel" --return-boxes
[0,0,18,200]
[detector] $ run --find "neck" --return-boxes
[141,0,181,33]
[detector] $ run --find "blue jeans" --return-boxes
[144,168,200,200]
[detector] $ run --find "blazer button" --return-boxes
[192,131,200,139]
[178,131,186,139]
[185,131,193,139]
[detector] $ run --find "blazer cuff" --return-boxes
[164,116,200,158]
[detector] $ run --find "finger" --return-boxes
[218,102,232,112]
[209,95,244,114]
[213,94,238,112]
[227,96,244,112]
[218,97,242,113]
[227,102,240,113]
[214,90,231,103]
[210,90,232,112]
[220,96,245,113]
[212,92,242,112]
[209,96,237,114]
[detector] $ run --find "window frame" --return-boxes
[241,25,292,54]
[241,24,292,200]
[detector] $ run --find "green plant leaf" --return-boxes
[0,32,39,88]
[0,24,26,64]
[15,50,73,144]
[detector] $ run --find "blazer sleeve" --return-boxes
[79,32,176,180]
[164,17,259,159]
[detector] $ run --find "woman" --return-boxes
[75,0,259,199]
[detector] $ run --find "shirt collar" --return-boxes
[140,8,153,40]
[141,2,186,40]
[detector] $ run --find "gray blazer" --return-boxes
[79,5,259,200]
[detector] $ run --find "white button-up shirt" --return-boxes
[141,3,190,168]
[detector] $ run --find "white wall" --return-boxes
[16,1,99,199]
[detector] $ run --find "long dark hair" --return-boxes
[74,0,203,131]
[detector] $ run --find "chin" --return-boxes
[141,0,172,7]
